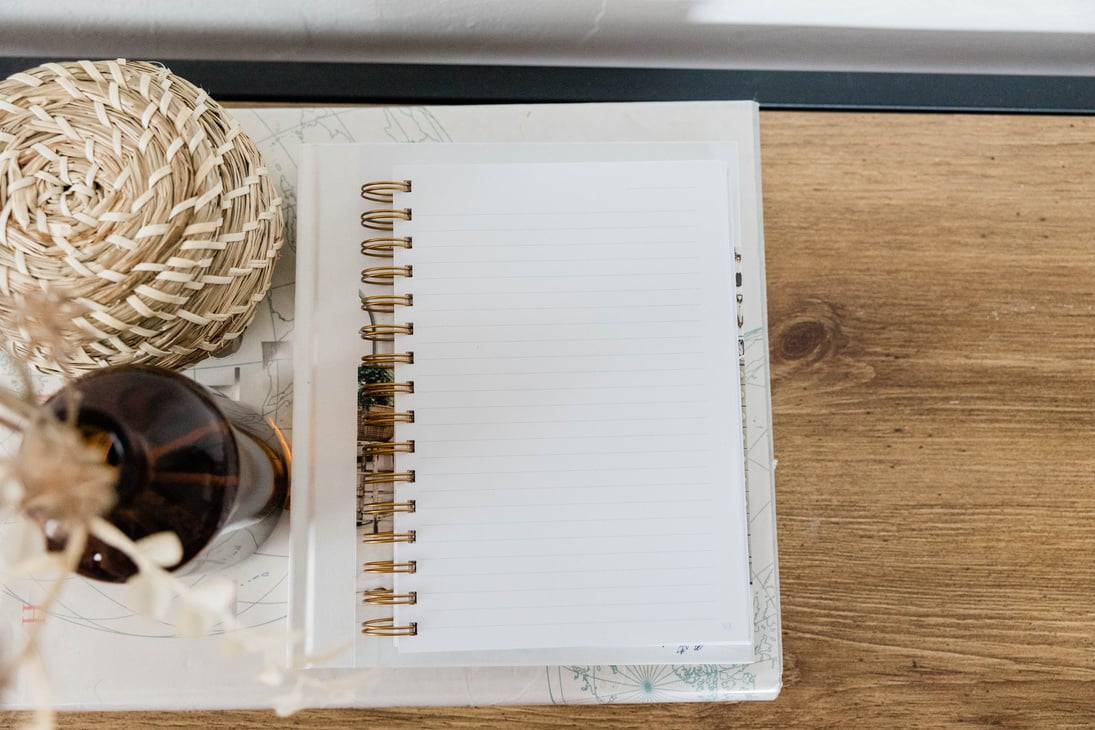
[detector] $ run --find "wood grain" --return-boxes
[9,110,1095,729]
[761,110,1095,729]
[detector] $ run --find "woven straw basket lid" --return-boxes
[0,59,283,375]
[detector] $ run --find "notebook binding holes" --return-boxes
[358,179,418,638]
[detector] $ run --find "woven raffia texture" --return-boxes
[0,59,283,374]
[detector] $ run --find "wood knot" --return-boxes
[769,298,872,389]
[773,299,842,368]
[778,320,831,364]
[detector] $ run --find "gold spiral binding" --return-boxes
[362,530,416,544]
[360,323,413,342]
[363,560,417,574]
[362,236,412,257]
[359,179,419,641]
[364,588,418,605]
[361,208,411,231]
[361,381,414,398]
[362,470,416,485]
[359,500,416,516]
[361,294,413,313]
[362,617,417,637]
[361,180,411,202]
[361,265,412,285]
[361,352,414,367]
[364,441,415,456]
[362,408,415,426]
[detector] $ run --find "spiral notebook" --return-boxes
[294,137,758,667]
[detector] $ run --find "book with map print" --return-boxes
[0,102,780,711]
[291,101,779,684]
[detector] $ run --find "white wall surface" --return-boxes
[0,0,1093,75]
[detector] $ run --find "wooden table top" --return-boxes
[9,109,1095,728]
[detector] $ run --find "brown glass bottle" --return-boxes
[45,364,289,582]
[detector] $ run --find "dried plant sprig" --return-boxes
[16,410,118,538]
[0,361,38,434]
[0,290,118,541]
[3,512,349,728]
[0,517,87,730]
[0,336,115,729]
[0,291,355,726]
[89,517,362,716]
[0,400,350,725]
[0,283,113,730]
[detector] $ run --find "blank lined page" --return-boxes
[389,159,750,653]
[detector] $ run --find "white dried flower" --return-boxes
[132,532,184,568]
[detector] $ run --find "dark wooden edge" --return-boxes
[0,57,1093,113]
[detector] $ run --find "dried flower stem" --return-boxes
[0,378,35,432]
[0,523,86,729]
